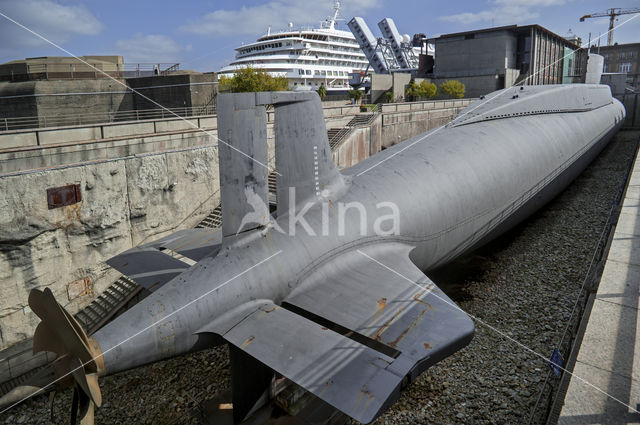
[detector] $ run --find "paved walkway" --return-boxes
[558,154,640,424]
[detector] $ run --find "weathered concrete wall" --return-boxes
[0,80,131,125]
[0,81,38,119]
[0,113,358,175]
[332,114,383,169]
[0,146,220,350]
[126,73,217,111]
[380,99,473,148]
[382,107,462,148]
[0,130,217,175]
[0,73,216,130]
[435,30,516,76]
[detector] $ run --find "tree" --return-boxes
[317,84,327,100]
[419,81,437,99]
[218,66,288,93]
[439,80,465,99]
[405,81,438,101]
[384,91,394,103]
[405,82,419,102]
[348,89,363,103]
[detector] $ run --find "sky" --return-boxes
[0,0,639,73]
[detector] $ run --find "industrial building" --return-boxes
[598,42,640,89]
[0,56,217,129]
[430,24,583,97]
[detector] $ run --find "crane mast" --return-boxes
[579,8,640,46]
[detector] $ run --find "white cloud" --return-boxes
[0,0,103,48]
[440,0,568,26]
[181,0,381,36]
[114,34,184,63]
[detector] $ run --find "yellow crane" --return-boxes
[580,7,640,46]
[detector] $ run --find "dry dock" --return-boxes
[557,136,640,424]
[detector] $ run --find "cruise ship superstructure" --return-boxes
[218,1,368,92]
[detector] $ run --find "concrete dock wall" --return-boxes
[0,146,220,350]
[381,99,473,148]
[332,115,383,169]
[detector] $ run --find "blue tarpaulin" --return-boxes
[549,349,563,377]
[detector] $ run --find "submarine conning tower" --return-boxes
[449,84,624,127]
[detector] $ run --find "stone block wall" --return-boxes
[0,146,219,350]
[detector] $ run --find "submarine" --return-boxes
[0,82,625,424]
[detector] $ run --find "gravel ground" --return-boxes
[2,130,638,425]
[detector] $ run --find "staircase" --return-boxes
[328,113,378,149]
[74,277,143,335]
[196,204,223,229]
[268,171,277,193]
[346,113,376,127]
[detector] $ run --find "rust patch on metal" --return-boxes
[372,306,404,341]
[377,297,387,310]
[356,386,375,407]
[424,342,432,349]
[242,336,255,348]
[388,308,427,348]
[66,277,93,301]
[321,327,328,330]
[413,292,434,310]
[47,184,82,209]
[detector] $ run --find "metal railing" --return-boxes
[1,62,180,82]
[0,105,216,131]
[124,63,180,78]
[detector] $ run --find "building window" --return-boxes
[620,62,632,73]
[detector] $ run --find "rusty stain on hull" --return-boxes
[377,297,387,310]
[242,336,255,348]
[387,308,427,348]
[372,306,404,341]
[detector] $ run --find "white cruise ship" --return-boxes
[218,1,368,93]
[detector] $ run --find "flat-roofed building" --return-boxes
[430,25,583,97]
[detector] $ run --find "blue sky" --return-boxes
[1,0,639,72]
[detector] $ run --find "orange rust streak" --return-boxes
[388,308,427,348]
[424,342,432,349]
[377,297,387,310]
[242,336,255,348]
[413,292,434,309]
[372,306,404,341]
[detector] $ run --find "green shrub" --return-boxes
[405,81,438,101]
[317,84,327,100]
[439,80,465,99]
[419,81,437,98]
[348,89,363,101]
[219,66,288,93]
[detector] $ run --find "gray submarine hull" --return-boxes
[8,84,623,424]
